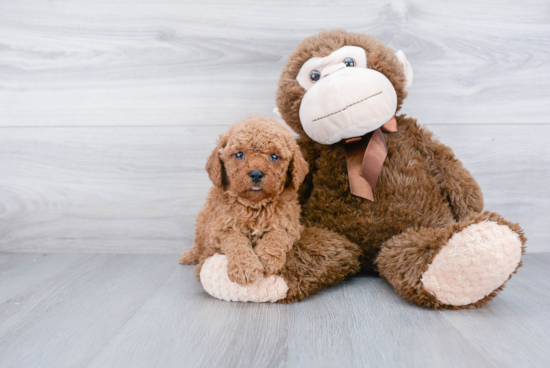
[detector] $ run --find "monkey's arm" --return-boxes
[416,123,484,221]
[296,138,319,206]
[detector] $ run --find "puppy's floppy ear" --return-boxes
[288,138,309,190]
[205,132,230,188]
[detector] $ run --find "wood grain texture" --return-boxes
[0,253,549,368]
[0,0,548,127]
[284,277,494,368]
[0,0,548,253]
[89,266,288,368]
[0,254,175,368]
[0,125,213,253]
[0,253,89,303]
[440,254,550,367]
[0,124,548,253]
[0,2,547,366]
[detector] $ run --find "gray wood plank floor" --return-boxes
[1,2,548,366]
[1,252,549,368]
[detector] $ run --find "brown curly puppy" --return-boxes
[180,116,362,302]
[180,116,307,284]
[179,115,307,284]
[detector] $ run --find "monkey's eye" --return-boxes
[310,70,321,82]
[270,153,280,162]
[234,152,244,160]
[344,57,355,67]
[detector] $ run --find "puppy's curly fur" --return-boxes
[179,116,309,285]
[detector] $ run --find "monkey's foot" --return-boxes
[200,254,288,303]
[421,221,522,306]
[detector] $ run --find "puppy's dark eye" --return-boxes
[310,70,320,82]
[344,57,355,67]
[270,154,280,162]
[234,152,244,160]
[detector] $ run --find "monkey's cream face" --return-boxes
[296,46,413,144]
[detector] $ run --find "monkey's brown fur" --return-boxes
[376,211,526,309]
[275,30,526,308]
[281,226,361,303]
[180,116,361,301]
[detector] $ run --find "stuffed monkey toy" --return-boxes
[196,30,526,309]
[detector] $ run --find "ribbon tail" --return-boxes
[345,135,375,201]
[344,121,392,202]
[360,128,388,196]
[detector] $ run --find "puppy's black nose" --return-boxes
[249,170,264,182]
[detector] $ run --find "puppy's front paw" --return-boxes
[200,254,289,303]
[227,257,265,286]
[257,253,286,276]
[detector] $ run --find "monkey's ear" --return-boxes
[395,50,413,88]
[288,139,309,190]
[205,132,229,188]
[273,107,300,138]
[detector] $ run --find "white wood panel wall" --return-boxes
[0,0,548,253]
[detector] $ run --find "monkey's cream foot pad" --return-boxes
[421,221,523,306]
[200,254,288,303]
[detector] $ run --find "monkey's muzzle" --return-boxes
[299,67,398,145]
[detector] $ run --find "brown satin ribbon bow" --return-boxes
[344,116,398,201]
